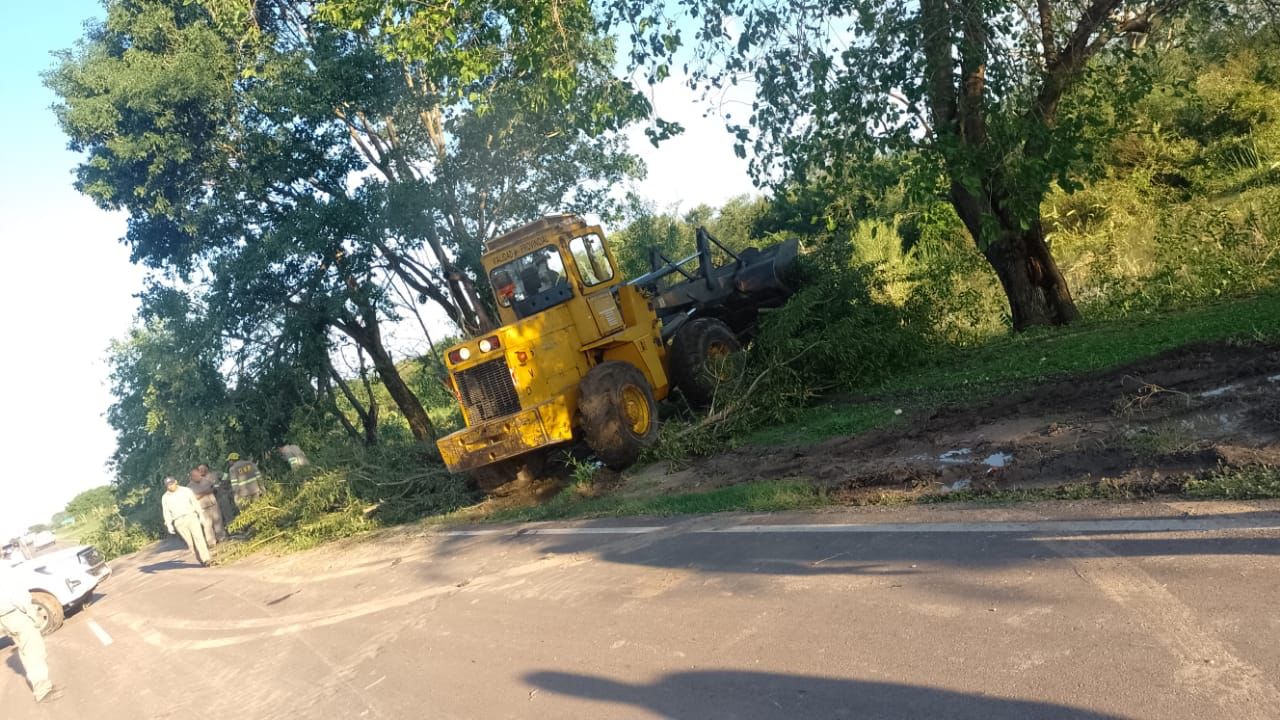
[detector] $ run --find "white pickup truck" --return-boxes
[2,540,112,634]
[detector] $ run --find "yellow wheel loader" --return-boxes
[435,214,798,490]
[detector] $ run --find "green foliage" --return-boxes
[50,0,654,453]
[754,249,932,389]
[64,486,117,520]
[744,404,900,447]
[1041,26,1280,317]
[57,4,1280,544]
[648,243,932,461]
[606,0,1211,326]
[227,444,473,552]
[758,292,1280,448]
[106,313,233,532]
[612,196,777,280]
[1185,465,1280,499]
[81,511,155,561]
[479,479,827,523]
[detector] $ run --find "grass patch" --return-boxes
[918,478,1172,505]
[441,464,1280,527]
[54,514,106,546]
[754,293,1280,447]
[744,403,900,447]
[916,466,1280,506]
[1185,465,1280,500]
[469,479,830,524]
[886,293,1280,396]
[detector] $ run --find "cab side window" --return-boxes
[569,233,615,286]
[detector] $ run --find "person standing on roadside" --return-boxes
[197,463,239,526]
[188,466,226,546]
[0,563,61,703]
[161,476,213,566]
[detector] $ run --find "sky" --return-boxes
[0,1,757,538]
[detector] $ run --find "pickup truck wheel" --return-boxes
[30,591,64,636]
[579,361,659,470]
[668,318,741,407]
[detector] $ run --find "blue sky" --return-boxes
[0,0,143,538]
[0,1,755,538]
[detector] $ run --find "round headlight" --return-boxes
[479,338,494,353]
[457,347,471,361]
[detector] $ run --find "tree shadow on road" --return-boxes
[512,516,1280,579]
[525,669,1130,720]
[414,513,1280,607]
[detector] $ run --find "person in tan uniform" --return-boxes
[196,462,239,525]
[0,564,61,703]
[161,476,212,566]
[188,466,226,546]
[226,453,263,501]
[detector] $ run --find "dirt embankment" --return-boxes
[657,341,1280,499]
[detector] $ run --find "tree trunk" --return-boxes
[981,221,1081,331]
[319,374,366,445]
[336,309,437,444]
[948,181,1081,331]
[364,341,435,443]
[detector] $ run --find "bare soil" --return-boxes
[631,341,1280,500]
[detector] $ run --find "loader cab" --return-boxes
[489,245,573,321]
[482,216,622,328]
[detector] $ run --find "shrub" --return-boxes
[649,244,933,461]
[81,512,155,560]
[227,444,474,551]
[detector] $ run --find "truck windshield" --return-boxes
[490,246,572,319]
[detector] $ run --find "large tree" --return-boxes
[609,0,1199,329]
[50,0,647,443]
[105,297,232,524]
[64,486,117,521]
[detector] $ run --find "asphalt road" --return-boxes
[4,499,1280,719]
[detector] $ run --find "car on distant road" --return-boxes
[2,540,111,634]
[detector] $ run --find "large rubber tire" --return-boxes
[30,591,64,636]
[579,362,660,470]
[668,318,742,407]
[469,452,546,495]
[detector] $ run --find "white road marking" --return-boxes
[439,515,1280,537]
[441,526,664,536]
[114,510,1280,653]
[709,518,1278,533]
[87,619,114,646]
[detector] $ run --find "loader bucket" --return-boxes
[649,235,801,337]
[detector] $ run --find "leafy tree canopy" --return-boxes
[64,485,117,520]
[604,0,1236,328]
[50,0,653,444]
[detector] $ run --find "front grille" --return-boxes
[455,358,521,422]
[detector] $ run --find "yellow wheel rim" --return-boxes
[621,384,651,435]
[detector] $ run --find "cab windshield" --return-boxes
[490,246,572,319]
